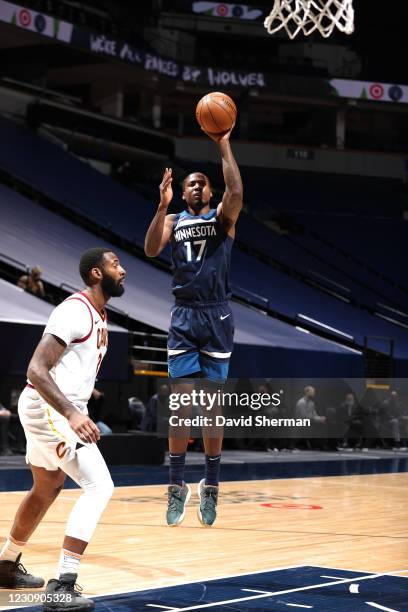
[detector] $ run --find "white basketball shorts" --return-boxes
[18,385,87,471]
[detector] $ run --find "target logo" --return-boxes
[369,83,384,100]
[216,4,229,17]
[18,8,32,27]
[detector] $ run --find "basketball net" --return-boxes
[264,0,354,39]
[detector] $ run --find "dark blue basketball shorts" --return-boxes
[167,302,234,382]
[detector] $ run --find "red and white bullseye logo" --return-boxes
[216,4,229,17]
[19,8,32,27]
[369,83,384,100]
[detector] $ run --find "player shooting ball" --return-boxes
[145,92,243,527]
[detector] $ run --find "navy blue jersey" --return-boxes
[170,208,233,305]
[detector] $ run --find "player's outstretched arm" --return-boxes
[27,334,100,443]
[203,126,243,235]
[145,167,175,257]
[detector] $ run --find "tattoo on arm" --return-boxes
[219,140,243,226]
[27,334,75,419]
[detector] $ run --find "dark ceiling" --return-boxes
[5,1,408,85]
[86,0,408,84]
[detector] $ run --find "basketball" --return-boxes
[196,92,237,134]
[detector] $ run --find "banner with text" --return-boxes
[71,27,266,88]
[0,0,72,42]
[1,0,407,104]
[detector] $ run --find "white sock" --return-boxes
[0,535,26,562]
[56,549,82,578]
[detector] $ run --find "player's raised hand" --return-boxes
[68,410,100,444]
[159,167,173,208]
[201,123,235,143]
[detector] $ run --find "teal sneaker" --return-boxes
[197,479,219,526]
[166,482,191,526]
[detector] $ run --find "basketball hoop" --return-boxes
[264,0,354,39]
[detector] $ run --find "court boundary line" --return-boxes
[366,602,400,612]
[320,564,408,577]
[0,564,304,610]
[132,569,408,612]
[90,566,408,602]
[1,565,407,610]
[87,564,303,599]
[2,469,408,497]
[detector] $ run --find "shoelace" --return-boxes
[202,489,217,510]
[167,490,183,512]
[15,561,29,575]
[57,580,83,595]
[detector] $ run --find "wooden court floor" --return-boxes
[0,473,407,599]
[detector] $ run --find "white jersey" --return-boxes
[27,292,108,413]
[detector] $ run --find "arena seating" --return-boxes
[0,117,404,306]
[0,278,128,379]
[178,160,408,310]
[238,167,406,218]
[292,214,408,290]
[0,182,363,377]
[136,177,405,313]
[0,116,406,370]
[0,116,152,248]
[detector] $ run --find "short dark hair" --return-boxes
[182,172,211,191]
[79,247,112,284]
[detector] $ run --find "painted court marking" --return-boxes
[320,575,345,580]
[89,563,303,600]
[366,604,400,612]
[143,569,408,611]
[1,566,406,612]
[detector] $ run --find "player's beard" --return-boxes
[101,273,125,297]
[189,198,207,213]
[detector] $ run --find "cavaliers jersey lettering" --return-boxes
[170,209,233,305]
[27,292,108,413]
[97,328,108,349]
